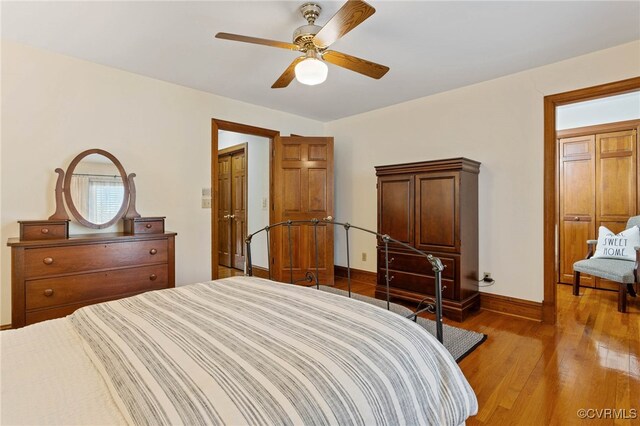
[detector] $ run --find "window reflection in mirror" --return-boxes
[69,154,125,225]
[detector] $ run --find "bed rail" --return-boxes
[245,218,444,343]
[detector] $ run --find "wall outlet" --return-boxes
[483,272,492,279]
[202,198,211,209]
[262,197,268,210]
[361,252,367,262]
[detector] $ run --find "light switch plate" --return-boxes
[202,187,212,197]
[202,198,211,209]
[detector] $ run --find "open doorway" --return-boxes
[543,77,640,323]
[211,119,279,280]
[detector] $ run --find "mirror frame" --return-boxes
[63,148,130,229]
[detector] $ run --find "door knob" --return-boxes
[223,214,229,219]
[323,216,333,221]
[229,214,236,219]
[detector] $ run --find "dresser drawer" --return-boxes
[26,264,168,310]
[20,220,69,241]
[377,249,456,279]
[124,217,165,235]
[24,239,168,278]
[378,269,455,300]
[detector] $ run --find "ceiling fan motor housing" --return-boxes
[293,24,321,48]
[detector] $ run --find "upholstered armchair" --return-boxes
[573,216,640,313]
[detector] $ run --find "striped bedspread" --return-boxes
[69,276,477,425]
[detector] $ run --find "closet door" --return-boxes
[559,135,595,285]
[595,129,637,290]
[231,151,247,270]
[218,155,232,267]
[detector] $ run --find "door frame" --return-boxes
[211,119,279,279]
[542,76,640,323]
[218,143,248,270]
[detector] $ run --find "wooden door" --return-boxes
[217,155,232,267]
[559,135,595,285]
[273,136,334,285]
[414,172,459,253]
[218,145,247,271]
[595,129,637,290]
[231,151,247,269]
[377,175,414,249]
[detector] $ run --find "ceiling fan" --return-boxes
[215,0,389,88]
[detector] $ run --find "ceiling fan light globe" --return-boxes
[294,58,328,85]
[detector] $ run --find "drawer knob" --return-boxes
[43,289,54,297]
[41,228,49,234]
[149,274,157,281]
[150,248,157,255]
[574,216,580,221]
[146,223,153,229]
[43,257,54,265]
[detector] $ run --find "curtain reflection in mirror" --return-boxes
[70,174,124,225]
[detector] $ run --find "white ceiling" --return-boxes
[2,1,639,122]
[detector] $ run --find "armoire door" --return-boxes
[559,135,595,285]
[377,175,414,248]
[273,136,334,285]
[414,172,459,253]
[595,129,637,290]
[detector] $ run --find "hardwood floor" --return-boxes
[333,277,640,425]
[219,265,244,278]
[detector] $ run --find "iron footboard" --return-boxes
[244,218,445,343]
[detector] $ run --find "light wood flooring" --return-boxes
[332,278,640,425]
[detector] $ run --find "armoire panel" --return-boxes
[378,177,414,245]
[415,174,457,251]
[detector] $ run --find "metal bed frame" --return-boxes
[245,218,445,343]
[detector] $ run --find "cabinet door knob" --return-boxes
[41,228,49,234]
[43,257,54,265]
[574,217,580,221]
[145,223,152,229]
[323,216,333,221]
[43,289,54,297]
[149,274,157,281]
[149,248,157,255]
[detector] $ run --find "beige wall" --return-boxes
[325,40,640,302]
[0,41,324,325]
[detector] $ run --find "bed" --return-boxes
[1,275,477,425]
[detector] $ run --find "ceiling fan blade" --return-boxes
[272,57,305,89]
[323,50,389,79]
[215,32,300,51]
[312,0,376,49]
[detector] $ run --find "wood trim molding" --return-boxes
[543,76,640,324]
[480,293,543,322]
[334,265,377,284]
[211,119,279,280]
[252,266,270,279]
[1,324,13,331]
[557,119,640,139]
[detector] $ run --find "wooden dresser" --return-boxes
[375,158,480,321]
[8,231,176,328]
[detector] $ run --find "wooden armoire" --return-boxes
[375,158,480,321]
[558,120,640,290]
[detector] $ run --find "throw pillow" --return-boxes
[592,225,640,261]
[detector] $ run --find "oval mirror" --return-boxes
[63,149,130,229]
